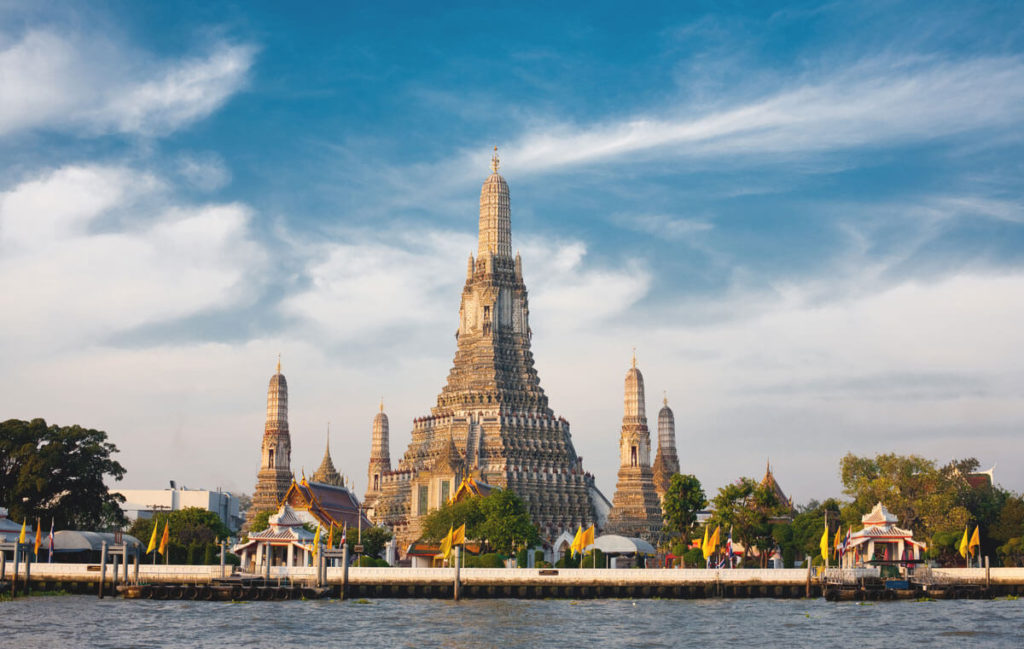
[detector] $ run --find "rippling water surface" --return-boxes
[4,596,1022,648]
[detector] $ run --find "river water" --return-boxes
[3,596,1021,648]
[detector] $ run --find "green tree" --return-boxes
[350,525,393,559]
[420,496,486,542]
[128,507,231,549]
[661,474,706,541]
[839,453,969,539]
[478,489,540,555]
[707,477,788,567]
[248,510,272,533]
[0,418,127,529]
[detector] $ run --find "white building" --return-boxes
[114,487,242,532]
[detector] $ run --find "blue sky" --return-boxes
[2,1,1023,505]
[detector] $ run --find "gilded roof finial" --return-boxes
[380,397,384,413]
[276,353,281,374]
[632,347,637,368]
[663,390,668,406]
[491,146,500,173]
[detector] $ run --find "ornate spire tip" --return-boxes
[490,146,500,173]
[276,353,281,374]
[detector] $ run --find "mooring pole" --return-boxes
[985,555,991,588]
[98,541,107,599]
[12,544,20,597]
[133,548,140,584]
[263,542,271,580]
[453,545,462,602]
[23,549,31,596]
[340,545,349,600]
[111,552,119,596]
[805,558,811,598]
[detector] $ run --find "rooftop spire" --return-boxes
[632,347,637,368]
[478,147,511,259]
[663,390,668,407]
[276,353,281,374]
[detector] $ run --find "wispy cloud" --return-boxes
[0,164,266,351]
[467,56,1024,175]
[0,30,255,137]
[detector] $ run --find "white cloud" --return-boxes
[282,228,648,341]
[176,153,232,192]
[0,164,266,350]
[433,56,1024,177]
[0,30,255,137]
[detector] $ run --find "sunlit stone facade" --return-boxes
[367,150,599,551]
[606,356,663,540]
[245,359,294,531]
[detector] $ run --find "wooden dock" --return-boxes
[6,562,1024,601]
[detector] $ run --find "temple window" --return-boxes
[268,448,275,466]
[373,474,380,491]
[630,446,637,467]
[440,480,450,504]
[418,485,429,515]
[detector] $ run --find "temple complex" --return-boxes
[311,428,349,488]
[606,355,663,540]
[761,462,795,516]
[245,359,294,531]
[651,395,680,501]
[366,150,600,552]
[362,402,391,520]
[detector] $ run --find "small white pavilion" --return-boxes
[842,502,927,567]
[233,504,315,572]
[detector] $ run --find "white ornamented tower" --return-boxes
[606,354,663,539]
[369,149,599,549]
[245,358,294,530]
[363,401,391,519]
[652,395,681,501]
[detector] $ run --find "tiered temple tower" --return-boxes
[363,402,391,519]
[651,395,681,501]
[311,427,346,487]
[606,355,663,539]
[246,359,294,530]
[369,150,598,550]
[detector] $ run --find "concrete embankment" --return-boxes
[7,563,1024,600]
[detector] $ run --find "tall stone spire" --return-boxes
[246,358,294,530]
[478,147,511,260]
[607,354,663,540]
[652,394,681,501]
[363,400,392,517]
[312,425,345,487]
[368,154,599,547]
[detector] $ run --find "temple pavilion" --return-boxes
[841,502,927,567]
[233,503,316,571]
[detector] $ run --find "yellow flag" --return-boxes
[582,524,595,549]
[19,519,26,544]
[328,523,334,549]
[701,526,711,560]
[571,525,583,557]
[958,526,969,559]
[146,519,159,554]
[313,523,321,556]
[968,526,981,557]
[819,521,829,562]
[440,525,453,561]
[833,527,841,551]
[709,525,720,553]
[452,523,466,546]
[158,520,170,556]
[34,519,42,556]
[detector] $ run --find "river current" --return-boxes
[3,596,1021,648]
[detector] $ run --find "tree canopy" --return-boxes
[420,488,539,555]
[129,507,232,548]
[0,418,127,530]
[706,476,790,567]
[662,473,706,540]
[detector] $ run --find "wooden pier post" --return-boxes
[805,560,811,598]
[985,556,990,589]
[23,549,31,595]
[111,552,119,596]
[340,545,349,600]
[11,543,20,597]
[453,546,462,602]
[263,542,271,580]
[220,541,227,579]
[98,541,107,599]
[133,548,140,584]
